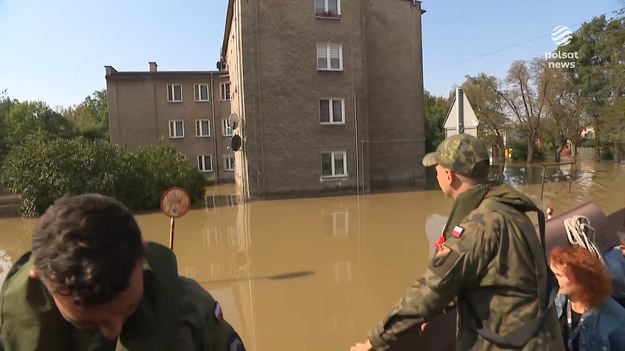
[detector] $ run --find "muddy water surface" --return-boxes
[1,161,624,350]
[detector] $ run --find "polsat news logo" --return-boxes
[546,25,578,69]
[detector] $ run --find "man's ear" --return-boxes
[29,269,41,279]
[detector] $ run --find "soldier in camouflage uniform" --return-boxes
[0,194,246,351]
[350,134,564,351]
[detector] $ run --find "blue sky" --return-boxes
[0,0,623,107]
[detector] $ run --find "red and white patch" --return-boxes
[452,226,464,238]
[214,302,223,322]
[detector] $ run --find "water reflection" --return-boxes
[0,162,624,350]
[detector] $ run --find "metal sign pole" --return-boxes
[169,217,176,250]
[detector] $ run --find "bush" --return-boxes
[0,135,206,217]
[507,140,545,162]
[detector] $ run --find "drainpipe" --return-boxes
[210,74,220,182]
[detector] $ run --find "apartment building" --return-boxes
[221,0,426,200]
[105,62,236,182]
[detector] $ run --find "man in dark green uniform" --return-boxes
[0,194,246,351]
[350,134,564,351]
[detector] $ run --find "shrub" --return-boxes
[0,135,206,217]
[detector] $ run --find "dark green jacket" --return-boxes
[368,184,565,351]
[0,242,244,351]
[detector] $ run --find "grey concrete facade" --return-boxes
[105,63,235,182]
[221,0,426,199]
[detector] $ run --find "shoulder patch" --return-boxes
[428,245,463,279]
[214,302,223,323]
[452,226,464,238]
[432,245,451,267]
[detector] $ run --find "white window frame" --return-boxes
[167,84,183,102]
[203,227,219,247]
[195,119,211,137]
[317,44,343,71]
[220,82,231,101]
[332,211,349,237]
[315,0,341,17]
[168,120,184,138]
[224,155,235,171]
[320,98,345,124]
[222,119,233,136]
[333,261,352,284]
[321,151,347,178]
[194,84,210,102]
[197,154,213,172]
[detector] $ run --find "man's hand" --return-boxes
[350,339,373,351]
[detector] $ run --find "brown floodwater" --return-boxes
[1,161,624,350]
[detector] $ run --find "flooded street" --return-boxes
[1,160,625,350]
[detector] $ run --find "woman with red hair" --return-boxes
[550,246,625,350]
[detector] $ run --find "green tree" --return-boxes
[62,89,109,140]
[461,74,508,162]
[539,65,585,162]
[424,90,449,153]
[0,90,16,162]
[563,15,625,161]
[4,101,75,146]
[497,59,553,163]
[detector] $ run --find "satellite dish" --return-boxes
[228,113,240,130]
[216,61,222,70]
[231,135,242,151]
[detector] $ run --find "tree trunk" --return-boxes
[614,143,623,163]
[571,143,576,158]
[497,145,505,163]
[526,136,534,163]
[594,142,601,161]
[554,148,561,163]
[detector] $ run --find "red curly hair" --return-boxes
[549,246,613,308]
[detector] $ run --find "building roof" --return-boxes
[104,66,227,80]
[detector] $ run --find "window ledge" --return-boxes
[168,100,183,103]
[315,13,341,20]
[320,175,348,182]
[169,136,185,139]
[196,135,211,138]
[320,122,345,126]
[317,68,344,72]
[194,100,211,103]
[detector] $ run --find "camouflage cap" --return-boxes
[422,134,490,178]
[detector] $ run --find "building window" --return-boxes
[320,99,345,124]
[220,82,231,101]
[195,119,211,137]
[222,119,233,136]
[168,120,184,138]
[167,84,183,102]
[194,84,210,101]
[197,154,213,172]
[225,156,235,171]
[321,151,347,177]
[315,0,341,17]
[317,44,343,71]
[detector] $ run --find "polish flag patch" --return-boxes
[214,302,223,322]
[452,226,464,238]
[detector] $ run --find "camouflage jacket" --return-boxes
[0,242,245,351]
[367,185,564,351]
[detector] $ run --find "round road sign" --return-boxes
[160,187,191,218]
